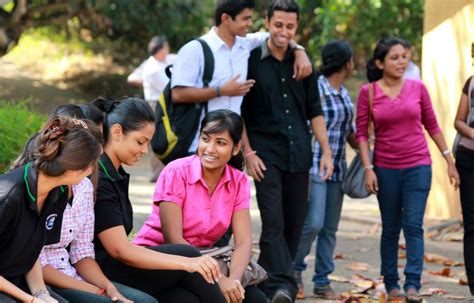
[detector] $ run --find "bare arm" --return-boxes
[42,264,98,293]
[25,259,57,303]
[97,226,220,284]
[347,133,358,150]
[159,202,191,245]
[311,115,334,180]
[75,258,132,302]
[242,124,266,182]
[0,276,39,302]
[454,92,474,139]
[429,132,460,189]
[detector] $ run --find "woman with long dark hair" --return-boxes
[356,37,459,301]
[134,109,266,303]
[92,97,225,303]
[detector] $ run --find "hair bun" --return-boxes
[104,98,119,113]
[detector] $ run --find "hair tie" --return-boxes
[46,123,66,140]
[104,98,119,113]
[72,119,88,129]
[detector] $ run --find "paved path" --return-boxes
[128,154,471,302]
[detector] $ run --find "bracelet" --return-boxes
[364,164,374,171]
[442,149,451,156]
[32,289,49,297]
[96,288,106,296]
[244,150,257,158]
[216,86,221,97]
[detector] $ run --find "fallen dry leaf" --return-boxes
[399,244,406,250]
[399,252,406,259]
[334,253,351,260]
[347,262,370,272]
[355,248,369,253]
[459,278,468,285]
[427,267,452,277]
[420,287,449,296]
[329,274,350,283]
[423,253,461,266]
[444,295,466,300]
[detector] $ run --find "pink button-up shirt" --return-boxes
[39,178,95,280]
[133,155,250,247]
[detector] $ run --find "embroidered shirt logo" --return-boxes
[45,214,57,230]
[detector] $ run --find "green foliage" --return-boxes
[0,101,46,173]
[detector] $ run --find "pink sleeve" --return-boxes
[355,84,370,143]
[419,82,441,136]
[39,248,49,267]
[70,180,95,264]
[153,166,186,207]
[233,174,250,212]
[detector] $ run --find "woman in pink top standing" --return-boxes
[134,109,267,303]
[356,37,460,301]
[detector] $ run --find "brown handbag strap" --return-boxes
[368,82,375,142]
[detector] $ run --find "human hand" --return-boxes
[219,276,245,303]
[245,154,266,182]
[30,297,46,303]
[448,163,460,190]
[184,256,221,284]
[35,293,57,303]
[319,152,334,180]
[105,283,134,302]
[364,169,378,194]
[293,50,312,80]
[220,75,255,97]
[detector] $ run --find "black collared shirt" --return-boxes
[241,40,323,173]
[93,153,133,264]
[0,164,68,287]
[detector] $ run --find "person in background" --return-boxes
[454,74,474,297]
[357,37,459,302]
[0,116,102,303]
[293,40,357,300]
[241,1,333,302]
[92,97,226,303]
[403,41,421,80]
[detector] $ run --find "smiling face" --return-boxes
[224,7,253,38]
[198,127,241,172]
[265,10,298,51]
[110,122,155,167]
[376,43,408,79]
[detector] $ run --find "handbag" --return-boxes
[200,245,267,287]
[453,76,474,155]
[341,82,375,199]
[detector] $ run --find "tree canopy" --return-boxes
[1,0,423,69]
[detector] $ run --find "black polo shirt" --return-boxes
[94,153,133,265]
[241,40,323,173]
[0,163,68,288]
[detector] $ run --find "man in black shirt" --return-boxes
[241,1,333,302]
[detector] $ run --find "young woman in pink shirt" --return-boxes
[134,109,267,303]
[356,37,460,301]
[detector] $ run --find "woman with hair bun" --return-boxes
[92,97,226,303]
[0,116,102,303]
[356,37,459,301]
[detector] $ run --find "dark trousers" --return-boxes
[456,148,474,294]
[255,164,309,299]
[99,244,225,303]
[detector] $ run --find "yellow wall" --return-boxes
[422,0,474,219]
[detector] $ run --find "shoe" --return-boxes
[313,284,337,300]
[271,289,292,303]
[405,288,422,303]
[294,271,304,299]
[387,288,404,301]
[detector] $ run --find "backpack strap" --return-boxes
[195,38,214,113]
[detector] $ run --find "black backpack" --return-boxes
[151,39,214,164]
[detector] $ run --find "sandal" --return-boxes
[405,288,423,303]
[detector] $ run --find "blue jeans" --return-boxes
[293,174,344,287]
[52,282,157,303]
[375,165,432,292]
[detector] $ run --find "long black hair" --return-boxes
[366,37,407,82]
[199,109,244,171]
